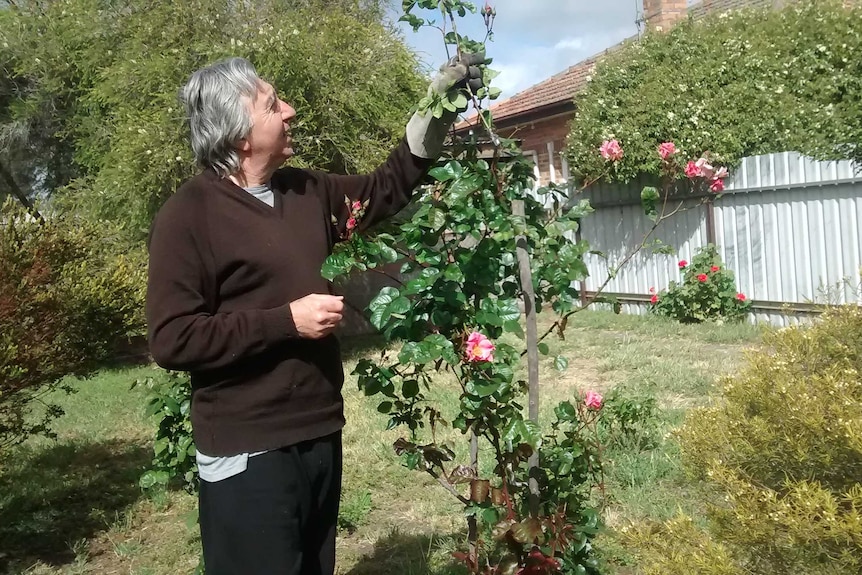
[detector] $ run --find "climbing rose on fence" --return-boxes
[697,273,708,282]
[685,161,700,178]
[650,294,659,304]
[600,139,623,161]
[736,293,747,301]
[465,331,495,362]
[658,142,677,160]
[679,260,688,268]
[695,157,715,179]
[710,265,720,272]
[585,391,604,410]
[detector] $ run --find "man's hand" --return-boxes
[406,50,487,159]
[430,51,486,99]
[289,294,344,339]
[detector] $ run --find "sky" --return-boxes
[390,1,647,100]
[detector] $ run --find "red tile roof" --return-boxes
[455,0,779,131]
[454,40,629,131]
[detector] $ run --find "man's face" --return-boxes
[242,80,296,167]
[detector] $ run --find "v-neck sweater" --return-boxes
[146,139,431,456]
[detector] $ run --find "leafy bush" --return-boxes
[628,305,862,574]
[567,0,862,183]
[597,387,661,451]
[650,245,750,323]
[0,199,146,452]
[134,370,197,492]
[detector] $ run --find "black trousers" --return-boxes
[198,432,342,575]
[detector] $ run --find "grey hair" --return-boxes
[180,57,260,177]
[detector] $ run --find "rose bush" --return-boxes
[650,246,751,323]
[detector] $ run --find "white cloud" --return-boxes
[492,62,532,97]
[554,37,584,51]
[394,1,642,96]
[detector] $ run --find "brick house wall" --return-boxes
[498,114,574,186]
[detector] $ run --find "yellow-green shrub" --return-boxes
[629,306,862,574]
[0,200,146,452]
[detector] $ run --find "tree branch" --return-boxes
[0,158,44,223]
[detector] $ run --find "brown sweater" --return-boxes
[146,139,431,456]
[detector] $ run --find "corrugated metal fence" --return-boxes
[576,152,862,326]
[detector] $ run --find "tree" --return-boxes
[0,0,425,238]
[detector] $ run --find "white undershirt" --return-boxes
[195,181,274,483]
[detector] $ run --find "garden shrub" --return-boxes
[0,199,145,452]
[597,386,661,451]
[566,0,862,183]
[650,245,750,323]
[134,369,196,492]
[628,305,862,574]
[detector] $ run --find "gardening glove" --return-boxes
[406,50,486,159]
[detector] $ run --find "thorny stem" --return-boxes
[444,7,501,147]
[427,467,471,505]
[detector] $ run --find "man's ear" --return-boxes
[237,137,252,152]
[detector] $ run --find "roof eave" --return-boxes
[455,99,577,134]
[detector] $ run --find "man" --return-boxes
[146,54,482,575]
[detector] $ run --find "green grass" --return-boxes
[0,311,763,575]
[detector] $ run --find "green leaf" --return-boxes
[471,381,501,398]
[483,67,501,83]
[537,342,550,355]
[428,207,447,231]
[443,264,464,282]
[554,355,569,371]
[432,100,444,119]
[377,401,393,413]
[379,244,399,263]
[503,319,524,338]
[488,87,502,100]
[402,380,420,398]
[428,165,457,182]
[450,92,468,110]
[444,174,482,205]
[368,286,401,330]
[555,400,577,422]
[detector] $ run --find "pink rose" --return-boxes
[649,286,656,294]
[352,200,362,211]
[584,390,603,410]
[599,139,623,162]
[684,161,700,179]
[650,294,659,304]
[678,259,688,268]
[695,157,715,179]
[710,178,725,193]
[465,331,495,362]
[346,217,357,230]
[697,273,708,283]
[714,166,728,180]
[710,265,720,272]
[658,142,677,160]
[736,293,747,301]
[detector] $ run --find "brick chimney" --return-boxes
[643,0,688,32]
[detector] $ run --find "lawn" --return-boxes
[0,311,762,575]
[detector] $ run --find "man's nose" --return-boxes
[281,102,296,122]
